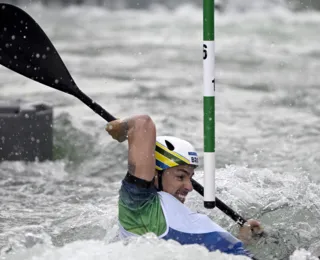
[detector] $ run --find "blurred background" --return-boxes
[2,0,320,11]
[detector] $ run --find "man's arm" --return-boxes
[106,114,156,182]
[106,115,166,236]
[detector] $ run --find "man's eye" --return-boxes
[177,176,184,180]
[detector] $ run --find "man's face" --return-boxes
[161,165,194,203]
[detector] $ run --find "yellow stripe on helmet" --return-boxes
[155,151,180,168]
[156,141,190,164]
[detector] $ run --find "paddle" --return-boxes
[0,3,248,228]
[191,179,248,225]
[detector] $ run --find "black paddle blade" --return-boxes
[0,3,116,122]
[0,3,78,95]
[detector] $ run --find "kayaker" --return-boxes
[106,114,262,257]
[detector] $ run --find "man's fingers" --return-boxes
[106,124,113,131]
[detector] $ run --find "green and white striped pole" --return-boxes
[203,0,215,209]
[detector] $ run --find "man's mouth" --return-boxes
[176,192,188,203]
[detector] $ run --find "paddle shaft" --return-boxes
[74,88,116,122]
[191,179,247,226]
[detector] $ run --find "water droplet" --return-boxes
[55,79,59,84]
[42,54,46,59]
[1,5,5,10]
[11,35,15,40]
[46,47,50,51]
[14,55,17,59]
[36,53,40,58]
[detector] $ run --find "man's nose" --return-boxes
[184,178,193,192]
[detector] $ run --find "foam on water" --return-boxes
[2,237,320,260]
[1,234,251,260]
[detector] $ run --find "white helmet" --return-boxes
[155,136,199,171]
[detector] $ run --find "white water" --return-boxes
[1,2,320,260]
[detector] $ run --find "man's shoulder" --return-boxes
[118,181,166,236]
[119,178,158,210]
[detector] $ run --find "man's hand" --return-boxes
[106,119,128,143]
[238,219,264,245]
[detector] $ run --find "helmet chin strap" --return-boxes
[156,170,164,191]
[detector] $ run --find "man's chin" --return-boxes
[175,195,187,203]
